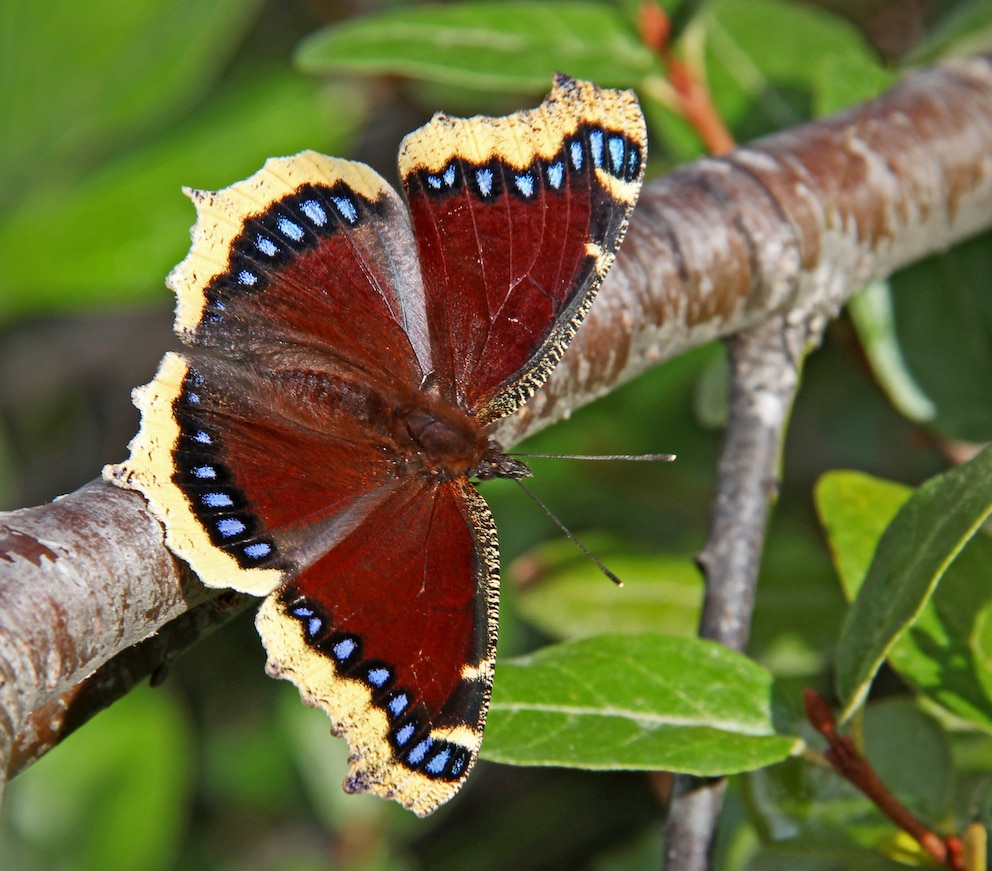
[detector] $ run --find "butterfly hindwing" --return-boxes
[255,477,499,816]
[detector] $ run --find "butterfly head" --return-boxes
[471,442,532,482]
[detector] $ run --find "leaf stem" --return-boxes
[804,689,964,870]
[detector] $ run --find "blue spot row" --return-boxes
[174,382,277,568]
[280,593,474,783]
[413,121,641,206]
[199,180,373,332]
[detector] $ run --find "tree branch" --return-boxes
[663,310,827,868]
[2,54,992,813]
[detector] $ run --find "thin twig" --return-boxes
[663,311,827,869]
[804,689,965,870]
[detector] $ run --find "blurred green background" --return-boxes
[2,1,992,868]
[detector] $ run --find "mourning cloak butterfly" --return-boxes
[105,75,646,815]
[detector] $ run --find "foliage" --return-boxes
[2,0,991,869]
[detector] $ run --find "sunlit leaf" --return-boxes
[484,633,801,773]
[823,449,992,720]
[297,1,658,91]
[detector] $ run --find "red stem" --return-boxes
[803,690,963,870]
[637,1,736,155]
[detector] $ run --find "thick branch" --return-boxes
[2,53,992,792]
[496,52,992,443]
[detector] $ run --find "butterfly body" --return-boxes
[106,75,645,816]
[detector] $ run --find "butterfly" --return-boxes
[105,75,646,816]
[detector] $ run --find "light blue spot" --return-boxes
[547,161,564,189]
[213,300,226,311]
[193,465,216,479]
[332,196,358,224]
[450,754,466,776]
[626,147,640,178]
[216,518,245,538]
[443,164,456,186]
[367,667,390,688]
[301,199,327,226]
[407,738,433,766]
[514,173,535,197]
[237,270,257,286]
[292,605,314,618]
[395,723,415,746]
[426,174,442,189]
[194,430,211,444]
[333,637,356,661]
[388,693,409,717]
[276,217,304,241]
[255,234,279,257]
[608,136,625,174]
[590,129,604,168]
[570,140,584,170]
[425,747,451,775]
[187,392,201,404]
[307,616,323,637]
[476,168,493,197]
[202,492,233,508]
[244,542,271,560]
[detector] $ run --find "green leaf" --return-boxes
[513,537,703,640]
[0,0,264,203]
[296,2,659,92]
[484,634,801,774]
[812,52,896,117]
[891,231,992,443]
[890,533,992,730]
[819,470,992,731]
[701,0,884,139]
[815,470,913,602]
[2,687,191,871]
[830,446,992,720]
[847,282,937,425]
[0,72,360,319]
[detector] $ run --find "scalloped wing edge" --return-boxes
[254,481,500,816]
[103,352,285,595]
[398,74,644,207]
[168,151,397,338]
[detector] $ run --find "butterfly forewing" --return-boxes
[174,152,433,382]
[399,74,646,423]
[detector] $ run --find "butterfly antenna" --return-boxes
[511,452,676,462]
[512,479,625,587]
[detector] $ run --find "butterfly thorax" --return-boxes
[391,395,530,483]
[392,394,487,479]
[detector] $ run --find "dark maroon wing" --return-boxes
[256,476,499,816]
[107,152,432,596]
[398,74,646,423]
